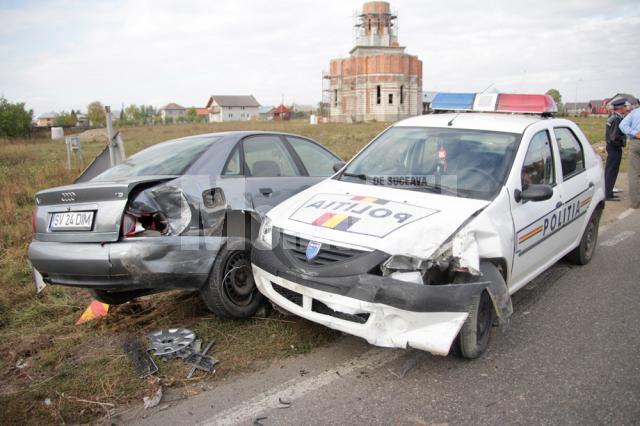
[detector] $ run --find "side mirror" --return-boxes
[514,184,553,203]
[333,161,347,173]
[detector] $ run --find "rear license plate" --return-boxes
[50,211,94,231]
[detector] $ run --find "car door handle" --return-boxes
[259,187,273,196]
[556,201,563,208]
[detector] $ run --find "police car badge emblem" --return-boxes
[306,241,322,261]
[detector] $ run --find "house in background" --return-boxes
[290,103,315,118]
[259,105,274,120]
[75,113,89,127]
[271,104,291,121]
[159,103,186,122]
[205,95,260,122]
[588,100,607,115]
[35,112,56,127]
[564,102,589,116]
[195,108,209,120]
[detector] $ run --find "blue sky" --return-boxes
[1,0,639,116]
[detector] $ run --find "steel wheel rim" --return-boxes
[477,293,492,342]
[584,217,597,259]
[222,252,255,307]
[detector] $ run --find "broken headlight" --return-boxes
[382,255,426,273]
[258,216,273,248]
[380,255,427,284]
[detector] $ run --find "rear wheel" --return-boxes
[200,244,264,318]
[566,207,602,265]
[88,288,152,305]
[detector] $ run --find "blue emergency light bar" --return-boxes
[431,93,476,111]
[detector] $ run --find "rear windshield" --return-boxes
[339,127,519,200]
[93,136,220,181]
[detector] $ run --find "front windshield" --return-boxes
[93,136,221,181]
[340,126,519,200]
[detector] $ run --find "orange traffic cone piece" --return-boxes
[76,300,110,325]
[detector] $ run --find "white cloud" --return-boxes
[1,0,638,114]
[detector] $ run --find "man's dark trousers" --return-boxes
[605,144,622,198]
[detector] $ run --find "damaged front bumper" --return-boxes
[252,238,489,355]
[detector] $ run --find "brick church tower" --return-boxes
[327,1,422,122]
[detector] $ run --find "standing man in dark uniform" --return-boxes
[604,99,627,201]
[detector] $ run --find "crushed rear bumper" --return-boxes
[28,236,224,291]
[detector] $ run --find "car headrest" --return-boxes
[252,160,281,177]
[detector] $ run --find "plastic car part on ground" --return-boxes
[144,328,219,378]
[147,328,195,357]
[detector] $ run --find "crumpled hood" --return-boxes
[267,179,490,259]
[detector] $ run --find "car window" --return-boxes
[242,135,299,177]
[93,136,221,181]
[223,146,241,175]
[522,130,555,188]
[553,127,585,179]
[286,136,337,176]
[340,127,518,200]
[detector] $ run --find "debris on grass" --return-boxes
[122,336,158,379]
[143,387,163,410]
[145,328,219,378]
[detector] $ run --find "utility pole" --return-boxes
[105,105,115,167]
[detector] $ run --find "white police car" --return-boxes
[252,93,605,359]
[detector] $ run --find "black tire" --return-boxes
[566,207,601,265]
[455,290,495,359]
[200,244,264,319]
[88,288,152,305]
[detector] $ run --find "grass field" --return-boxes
[0,117,606,423]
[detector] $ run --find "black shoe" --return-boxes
[605,196,620,201]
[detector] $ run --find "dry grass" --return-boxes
[0,117,605,424]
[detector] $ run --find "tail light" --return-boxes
[121,209,169,237]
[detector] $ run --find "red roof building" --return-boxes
[271,104,291,121]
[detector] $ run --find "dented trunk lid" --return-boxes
[33,175,177,243]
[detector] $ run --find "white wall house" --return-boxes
[205,95,260,122]
[159,103,186,122]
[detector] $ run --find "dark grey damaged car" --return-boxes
[28,131,342,318]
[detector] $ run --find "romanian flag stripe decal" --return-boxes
[311,212,361,230]
[518,225,543,243]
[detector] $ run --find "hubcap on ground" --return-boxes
[223,252,255,307]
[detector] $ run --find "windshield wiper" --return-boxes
[413,182,459,196]
[341,172,368,181]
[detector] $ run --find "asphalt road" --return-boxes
[129,208,640,426]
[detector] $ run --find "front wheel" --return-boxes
[565,207,601,265]
[200,245,264,318]
[455,290,496,359]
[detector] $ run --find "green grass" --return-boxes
[0,116,606,424]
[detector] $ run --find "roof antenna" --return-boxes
[479,82,495,94]
[447,113,460,126]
